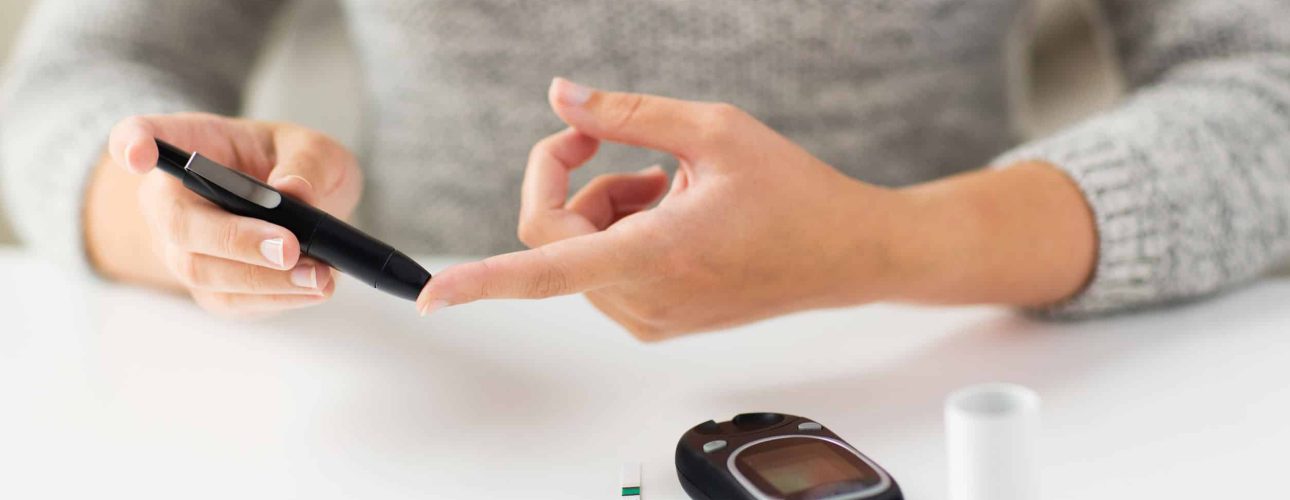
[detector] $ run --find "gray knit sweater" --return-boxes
[3,0,1289,317]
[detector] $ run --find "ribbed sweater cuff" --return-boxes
[991,127,1164,318]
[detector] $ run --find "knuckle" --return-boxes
[654,242,695,277]
[709,102,747,123]
[468,259,496,301]
[697,102,746,144]
[608,93,646,132]
[299,131,326,147]
[584,174,620,192]
[120,115,148,128]
[516,220,542,247]
[526,264,570,298]
[298,134,334,158]
[623,320,666,342]
[308,131,345,156]
[183,111,222,122]
[194,292,236,316]
[190,291,217,311]
[172,252,203,287]
[625,300,672,326]
[161,199,190,246]
[239,264,267,292]
[523,249,572,298]
[114,116,150,139]
[528,135,558,162]
[216,219,242,257]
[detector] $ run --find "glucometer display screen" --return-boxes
[735,438,879,496]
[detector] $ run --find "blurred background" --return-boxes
[0,0,1121,246]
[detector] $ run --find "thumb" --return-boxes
[548,77,724,160]
[108,116,164,174]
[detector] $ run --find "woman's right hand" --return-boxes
[89,113,362,316]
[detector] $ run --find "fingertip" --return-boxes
[277,232,302,270]
[125,139,158,174]
[565,127,600,149]
[315,264,333,290]
[419,299,450,317]
[415,286,432,313]
[297,257,333,291]
[638,164,667,177]
[549,77,592,107]
[547,77,561,108]
[415,274,438,313]
[667,167,691,197]
[416,263,473,314]
[320,275,337,298]
[548,77,595,126]
[110,116,158,174]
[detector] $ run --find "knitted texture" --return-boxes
[2,0,1289,316]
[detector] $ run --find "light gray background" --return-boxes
[0,0,1119,247]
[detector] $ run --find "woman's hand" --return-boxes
[418,79,1097,340]
[87,113,362,317]
[416,79,919,338]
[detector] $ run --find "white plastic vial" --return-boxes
[945,383,1041,500]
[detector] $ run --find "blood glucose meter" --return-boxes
[675,413,902,500]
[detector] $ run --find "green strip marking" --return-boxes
[621,486,641,496]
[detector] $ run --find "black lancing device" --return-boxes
[153,139,431,301]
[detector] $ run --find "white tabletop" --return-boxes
[1,246,1287,499]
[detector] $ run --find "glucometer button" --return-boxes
[696,420,721,435]
[732,412,784,430]
[702,440,728,453]
[798,422,823,431]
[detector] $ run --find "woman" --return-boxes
[2,0,1288,339]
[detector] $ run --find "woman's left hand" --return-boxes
[416,78,919,339]
[416,78,1096,340]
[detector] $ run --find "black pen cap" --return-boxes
[306,215,431,301]
[375,251,433,301]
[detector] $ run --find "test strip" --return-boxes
[620,462,641,498]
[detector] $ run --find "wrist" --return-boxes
[815,176,918,307]
[884,161,1097,306]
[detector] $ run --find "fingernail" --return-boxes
[123,143,137,169]
[638,164,664,174]
[124,142,147,173]
[290,264,319,289]
[315,266,333,288]
[552,77,592,107]
[260,238,285,268]
[419,299,450,317]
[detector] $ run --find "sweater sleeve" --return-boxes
[0,0,288,275]
[992,0,1290,317]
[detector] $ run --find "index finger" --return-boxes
[416,230,645,312]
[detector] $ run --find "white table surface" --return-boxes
[1,246,1287,499]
